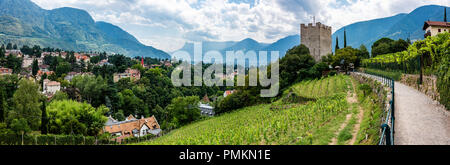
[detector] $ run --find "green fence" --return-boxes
[359,71,395,145]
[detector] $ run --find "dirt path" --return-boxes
[394,82,450,145]
[330,79,359,145]
[348,78,364,145]
[329,91,354,145]
[349,106,363,145]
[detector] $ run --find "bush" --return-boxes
[436,55,449,109]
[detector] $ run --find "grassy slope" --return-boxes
[354,81,383,145]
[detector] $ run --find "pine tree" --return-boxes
[335,36,340,51]
[344,28,347,48]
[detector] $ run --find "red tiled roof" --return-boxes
[0,67,13,74]
[103,116,160,137]
[46,81,60,86]
[423,21,450,30]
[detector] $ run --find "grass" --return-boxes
[337,103,358,145]
[353,79,383,145]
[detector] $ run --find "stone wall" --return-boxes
[399,74,440,102]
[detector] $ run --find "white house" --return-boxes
[199,103,215,117]
[43,79,61,95]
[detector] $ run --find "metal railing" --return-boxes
[357,72,395,145]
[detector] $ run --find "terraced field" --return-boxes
[138,75,364,145]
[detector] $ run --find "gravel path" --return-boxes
[394,82,450,145]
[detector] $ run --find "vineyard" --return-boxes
[137,75,358,145]
[362,32,449,108]
[285,74,350,99]
[362,32,449,75]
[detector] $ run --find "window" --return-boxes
[438,29,441,32]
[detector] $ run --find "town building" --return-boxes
[64,72,94,81]
[96,59,112,66]
[75,53,90,63]
[202,94,210,103]
[423,21,450,38]
[42,79,61,95]
[22,56,43,68]
[103,115,161,142]
[37,70,54,79]
[39,65,50,72]
[223,90,236,97]
[113,68,141,82]
[64,72,78,81]
[5,50,22,57]
[0,67,13,76]
[300,22,332,62]
[163,60,172,67]
[199,103,215,117]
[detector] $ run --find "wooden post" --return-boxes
[419,55,423,85]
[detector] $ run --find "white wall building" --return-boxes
[43,79,61,95]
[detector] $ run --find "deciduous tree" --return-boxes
[8,79,42,130]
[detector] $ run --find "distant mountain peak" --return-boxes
[0,0,170,59]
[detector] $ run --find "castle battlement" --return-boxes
[300,22,332,31]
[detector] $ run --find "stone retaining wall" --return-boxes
[399,74,440,102]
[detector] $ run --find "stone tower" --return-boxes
[300,22,332,62]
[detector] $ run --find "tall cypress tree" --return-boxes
[344,28,347,48]
[32,59,39,77]
[335,36,340,51]
[40,98,48,134]
[445,7,447,22]
[0,45,4,58]
[0,88,6,122]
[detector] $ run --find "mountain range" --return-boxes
[174,5,448,63]
[0,0,170,59]
[0,0,447,61]
[332,5,449,52]
[175,35,300,64]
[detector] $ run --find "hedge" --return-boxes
[0,133,158,145]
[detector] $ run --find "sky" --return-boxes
[30,0,449,52]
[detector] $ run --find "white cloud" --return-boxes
[30,0,449,52]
